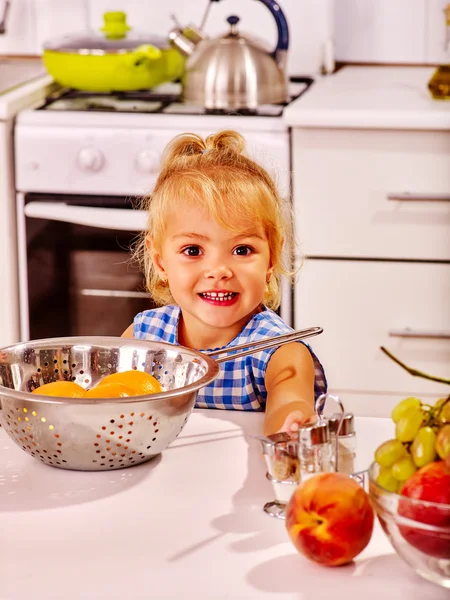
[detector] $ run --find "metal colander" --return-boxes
[0,328,322,471]
[0,337,220,471]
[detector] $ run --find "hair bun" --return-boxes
[204,130,246,154]
[162,130,246,165]
[162,133,205,162]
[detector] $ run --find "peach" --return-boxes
[285,472,374,566]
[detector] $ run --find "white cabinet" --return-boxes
[292,125,450,417]
[295,259,450,416]
[293,129,450,261]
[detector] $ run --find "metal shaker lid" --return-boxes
[328,413,355,436]
[298,421,330,445]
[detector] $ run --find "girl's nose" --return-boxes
[204,264,233,280]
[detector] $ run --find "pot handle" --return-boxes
[127,44,163,68]
[256,0,289,58]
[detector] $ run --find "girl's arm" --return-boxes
[263,342,316,436]
[121,324,135,338]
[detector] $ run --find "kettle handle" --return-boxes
[200,0,289,57]
[256,0,289,55]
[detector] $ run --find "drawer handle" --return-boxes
[387,193,450,203]
[389,329,450,340]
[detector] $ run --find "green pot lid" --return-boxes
[44,11,169,54]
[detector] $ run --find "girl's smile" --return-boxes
[199,290,239,306]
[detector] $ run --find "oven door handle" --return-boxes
[24,201,148,232]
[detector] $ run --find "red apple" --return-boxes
[398,460,450,558]
[285,472,374,566]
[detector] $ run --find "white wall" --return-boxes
[0,0,334,76]
[0,0,38,54]
[335,0,450,64]
[0,0,449,70]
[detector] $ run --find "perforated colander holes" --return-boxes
[33,358,73,382]
[92,412,160,464]
[93,412,137,463]
[8,408,63,460]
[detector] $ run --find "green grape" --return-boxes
[411,426,437,467]
[391,455,417,481]
[435,424,450,460]
[376,467,400,493]
[437,398,450,425]
[391,397,422,424]
[395,407,424,442]
[374,438,407,467]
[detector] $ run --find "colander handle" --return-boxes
[206,326,322,363]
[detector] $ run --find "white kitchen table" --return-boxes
[0,410,447,600]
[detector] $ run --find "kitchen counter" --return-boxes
[0,58,46,95]
[0,58,53,120]
[284,66,450,130]
[0,410,446,599]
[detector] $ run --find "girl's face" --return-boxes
[151,201,273,342]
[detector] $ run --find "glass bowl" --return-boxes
[368,462,450,588]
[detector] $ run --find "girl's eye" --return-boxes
[233,245,253,256]
[182,245,202,257]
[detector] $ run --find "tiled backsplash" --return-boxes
[1,0,449,73]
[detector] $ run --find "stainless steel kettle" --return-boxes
[169,0,289,110]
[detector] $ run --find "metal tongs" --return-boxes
[205,326,323,363]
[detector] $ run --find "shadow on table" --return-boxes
[0,437,161,512]
[168,409,285,563]
[246,552,447,599]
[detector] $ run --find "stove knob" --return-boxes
[135,149,160,174]
[77,147,104,172]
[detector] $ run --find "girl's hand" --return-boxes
[277,408,316,434]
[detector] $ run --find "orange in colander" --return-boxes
[95,370,163,396]
[31,381,87,397]
[85,382,134,398]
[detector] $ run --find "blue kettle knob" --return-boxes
[227,15,240,26]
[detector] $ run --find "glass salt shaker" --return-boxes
[256,432,301,519]
[328,412,356,475]
[297,421,334,481]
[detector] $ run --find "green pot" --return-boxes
[43,11,184,92]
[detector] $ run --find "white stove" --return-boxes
[0,59,53,346]
[14,78,313,340]
[15,79,311,197]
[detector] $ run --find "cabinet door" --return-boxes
[295,259,450,414]
[292,128,450,260]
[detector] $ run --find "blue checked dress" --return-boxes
[133,305,327,411]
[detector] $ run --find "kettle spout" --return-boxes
[169,25,204,58]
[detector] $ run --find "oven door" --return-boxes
[17,193,154,341]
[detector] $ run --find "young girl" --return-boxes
[122,130,327,435]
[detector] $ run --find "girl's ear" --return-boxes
[146,236,166,279]
[266,265,274,283]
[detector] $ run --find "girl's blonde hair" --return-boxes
[134,130,294,310]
